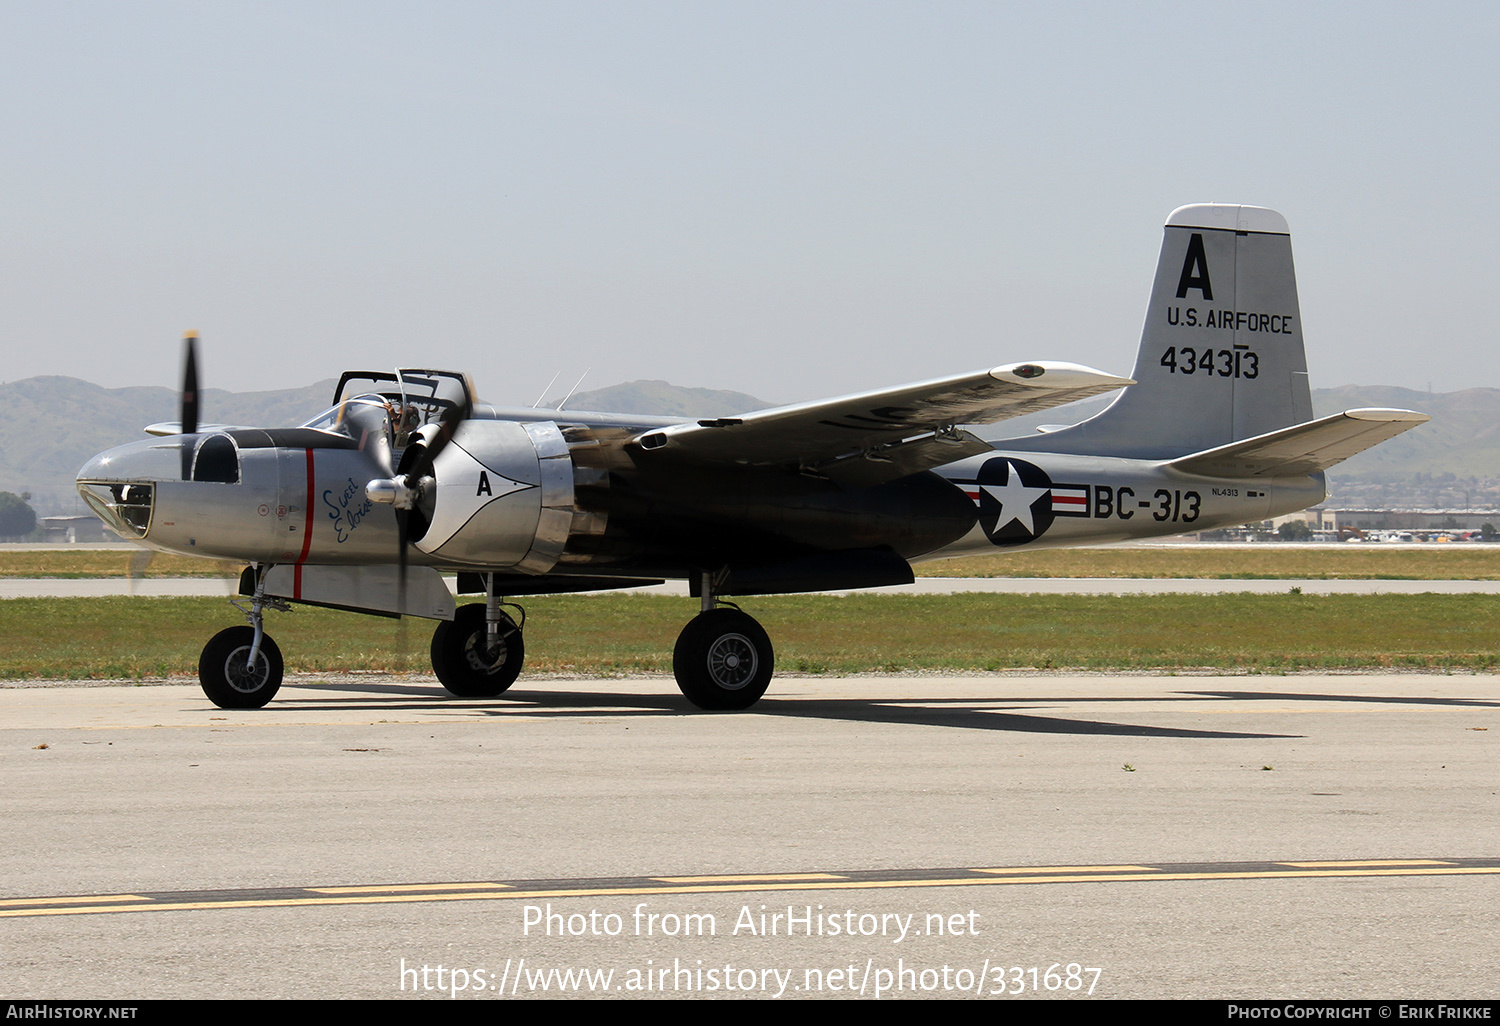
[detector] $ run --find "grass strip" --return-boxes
[923,547,1500,580]
[6,546,1500,580]
[2,592,1495,679]
[0,552,239,579]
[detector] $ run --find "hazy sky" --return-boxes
[3,1,1496,407]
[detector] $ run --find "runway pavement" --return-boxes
[2,671,1497,1000]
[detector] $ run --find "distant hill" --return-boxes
[6,374,1492,515]
[554,379,772,418]
[1309,385,1500,510]
[1309,385,1500,480]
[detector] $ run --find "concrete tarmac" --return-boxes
[2,671,1497,1000]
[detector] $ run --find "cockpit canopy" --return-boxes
[318,368,476,449]
[301,395,395,440]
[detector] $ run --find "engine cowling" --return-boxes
[413,420,578,573]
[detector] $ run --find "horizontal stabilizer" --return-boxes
[1167,409,1429,478]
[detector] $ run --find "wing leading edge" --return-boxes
[630,362,1133,487]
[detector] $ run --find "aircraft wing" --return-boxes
[1166,408,1430,478]
[143,421,246,437]
[630,362,1133,487]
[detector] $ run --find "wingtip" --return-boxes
[989,362,1134,389]
[1343,407,1431,424]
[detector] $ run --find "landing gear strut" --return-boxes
[673,572,773,710]
[199,568,287,709]
[431,574,525,697]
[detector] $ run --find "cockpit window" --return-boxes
[300,403,346,433]
[297,395,396,466]
[300,395,393,438]
[192,434,240,483]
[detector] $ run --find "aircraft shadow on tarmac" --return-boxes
[246,679,1323,739]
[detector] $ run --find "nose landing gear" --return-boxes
[199,626,284,708]
[198,567,288,709]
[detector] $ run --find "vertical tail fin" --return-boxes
[1005,204,1313,460]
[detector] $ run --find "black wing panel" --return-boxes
[632,362,1132,485]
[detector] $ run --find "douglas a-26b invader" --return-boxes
[77,204,1427,711]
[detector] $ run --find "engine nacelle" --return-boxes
[415,421,577,573]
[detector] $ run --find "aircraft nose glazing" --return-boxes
[76,480,155,539]
[75,438,185,540]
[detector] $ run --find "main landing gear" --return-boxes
[425,572,772,709]
[198,573,288,709]
[672,573,774,711]
[430,584,525,698]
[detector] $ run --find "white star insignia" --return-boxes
[981,462,1050,535]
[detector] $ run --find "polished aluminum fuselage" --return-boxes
[77,406,1325,581]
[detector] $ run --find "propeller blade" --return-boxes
[179,332,200,482]
[377,389,473,547]
[125,547,155,595]
[395,505,410,665]
[406,392,472,483]
[395,506,409,617]
[180,332,199,435]
[373,386,473,629]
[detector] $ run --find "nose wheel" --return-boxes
[199,626,284,709]
[673,607,773,710]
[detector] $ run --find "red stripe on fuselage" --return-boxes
[294,448,315,598]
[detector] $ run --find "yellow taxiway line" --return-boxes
[2,857,1496,919]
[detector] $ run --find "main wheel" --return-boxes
[673,608,774,710]
[431,603,524,698]
[199,626,283,709]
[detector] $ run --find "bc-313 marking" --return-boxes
[1091,486,1201,523]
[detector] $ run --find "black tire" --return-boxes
[431,603,524,698]
[673,608,774,710]
[199,626,283,709]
